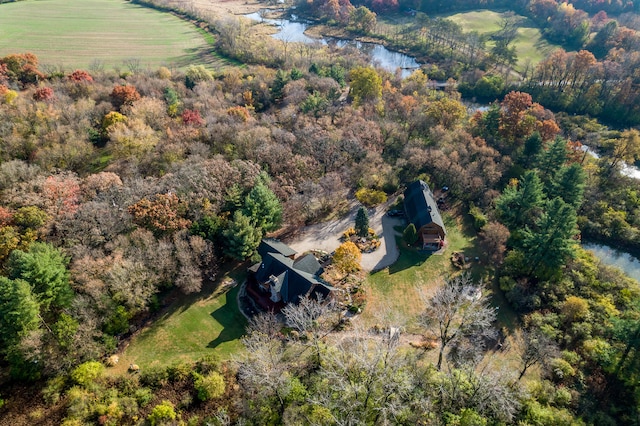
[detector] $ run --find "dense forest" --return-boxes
[297,0,640,125]
[2,0,640,424]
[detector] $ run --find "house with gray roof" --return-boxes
[248,239,333,311]
[404,180,446,250]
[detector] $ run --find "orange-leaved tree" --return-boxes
[128,193,191,235]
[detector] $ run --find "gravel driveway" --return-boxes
[286,201,403,272]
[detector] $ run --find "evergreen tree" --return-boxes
[223,211,262,260]
[549,163,586,208]
[521,197,578,278]
[403,223,418,245]
[355,207,369,237]
[243,182,283,233]
[0,277,39,350]
[495,170,545,231]
[8,242,72,313]
[537,136,568,185]
[522,131,543,167]
[271,69,289,102]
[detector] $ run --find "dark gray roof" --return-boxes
[293,253,324,276]
[253,251,332,304]
[403,180,446,234]
[258,239,297,259]
[255,252,293,283]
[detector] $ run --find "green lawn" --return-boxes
[0,0,227,70]
[364,213,517,332]
[444,9,559,68]
[114,279,247,372]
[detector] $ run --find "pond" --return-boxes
[244,12,421,77]
[583,242,640,282]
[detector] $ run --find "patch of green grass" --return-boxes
[117,280,247,371]
[444,9,559,68]
[364,213,517,332]
[0,0,229,70]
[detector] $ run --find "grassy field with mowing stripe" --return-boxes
[0,0,227,70]
[444,9,559,68]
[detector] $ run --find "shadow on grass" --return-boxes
[388,237,432,274]
[208,285,247,349]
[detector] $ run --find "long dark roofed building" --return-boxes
[404,180,446,250]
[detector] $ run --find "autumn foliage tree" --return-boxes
[333,241,362,273]
[110,84,141,109]
[128,193,191,235]
[68,70,93,83]
[0,53,43,86]
[181,109,204,126]
[498,91,535,144]
[349,66,382,106]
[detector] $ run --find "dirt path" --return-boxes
[286,199,403,272]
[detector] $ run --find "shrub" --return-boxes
[33,87,54,101]
[102,111,127,132]
[134,387,154,407]
[193,371,226,401]
[68,70,93,82]
[550,358,575,382]
[355,188,387,207]
[1,88,17,104]
[43,375,67,404]
[70,361,105,387]
[333,241,362,273]
[185,65,213,89]
[342,227,356,240]
[157,67,171,80]
[227,106,250,122]
[140,366,169,388]
[13,206,47,230]
[468,202,488,231]
[403,223,418,245]
[167,362,191,383]
[182,109,203,126]
[148,400,177,426]
[196,354,220,374]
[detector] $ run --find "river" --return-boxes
[584,242,640,282]
[244,12,421,78]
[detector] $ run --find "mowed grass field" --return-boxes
[111,282,247,374]
[0,0,226,70]
[444,10,559,68]
[363,213,518,333]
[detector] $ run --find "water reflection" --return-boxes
[583,242,640,282]
[244,11,420,77]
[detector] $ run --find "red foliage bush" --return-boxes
[0,206,13,227]
[33,87,54,101]
[181,109,204,126]
[68,69,93,83]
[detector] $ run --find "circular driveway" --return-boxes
[286,201,403,272]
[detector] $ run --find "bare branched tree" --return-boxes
[237,312,294,418]
[282,295,339,367]
[419,274,497,370]
[516,329,558,381]
[311,324,413,425]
